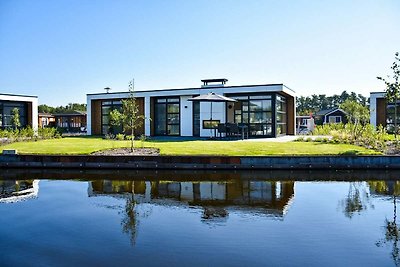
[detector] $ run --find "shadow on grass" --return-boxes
[339,150,362,155]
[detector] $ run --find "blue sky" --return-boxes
[0,0,399,106]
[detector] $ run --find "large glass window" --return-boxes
[0,101,27,129]
[230,94,273,137]
[386,102,400,133]
[193,101,200,137]
[101,100,122,135]
[227,94,288,137]
[155,97,180,136]
[276,95,287,135]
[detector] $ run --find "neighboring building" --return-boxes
[38,113,55,128]
[296,115,315,134]
[38,111,87,132]
[0,180,39,203]
[0,93,38,131]
[86,79,296,138]
[314,108,347,125]
[370,92,395,131]
[53,111,87,132]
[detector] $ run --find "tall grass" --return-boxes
[312,123,389,152]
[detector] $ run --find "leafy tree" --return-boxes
[378,52,400,136]
[10,108,21,129]
[340,99,370,139]
[122,80,145,151]
[108,79,146,151]
[38,103,87,114]
[296,91,369,115]
[38,104,53,113]
[109,109,123,134]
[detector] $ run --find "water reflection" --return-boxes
[89,180,295,220]
[370,181,400,266]
[2,173,400,266]
[339,182,373,218]
[0,180,39,203]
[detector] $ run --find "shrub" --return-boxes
[38,127,60,139]
[311,123,388,152]
[139,134,147,148]
[104,133,115,140]
[116,133,125,141]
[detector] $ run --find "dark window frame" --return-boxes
[101,100,123,135]
[154,97,180,136]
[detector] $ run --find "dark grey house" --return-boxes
[314,108,347,125]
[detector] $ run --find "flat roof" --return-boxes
[0,93,38,98]
[87,83,294,96]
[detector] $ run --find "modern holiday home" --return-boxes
[370,91,396,131]
[0,93,38,131]
[86,79,296,138]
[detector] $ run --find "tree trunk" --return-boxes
[131,130,134,152]
[395,96,398,138]
[131,118,134,152]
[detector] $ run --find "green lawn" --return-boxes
[0,137,380,156]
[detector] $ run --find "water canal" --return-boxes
[0,169,399,266]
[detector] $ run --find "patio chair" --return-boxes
[217,123,228,139]
[227,123,241,139]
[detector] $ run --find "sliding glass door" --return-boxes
[154,97,180,136]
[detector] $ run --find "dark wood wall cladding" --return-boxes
[124,97,145,136]
[27,102,32,127]
[376,98,386,126]
[286,96,295,135]
[91,100,102,135]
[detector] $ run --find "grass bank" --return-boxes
[0,137,380,156]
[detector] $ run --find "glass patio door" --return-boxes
[154,97,180,136]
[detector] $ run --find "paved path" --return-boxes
[151,135,330,143]
[241,136,299,142]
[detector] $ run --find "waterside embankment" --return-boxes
[0,154,399,170]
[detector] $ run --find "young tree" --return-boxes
[109,109,123,134]
[123,79,146,151]
[340,99,369,139]
[10,108,21,129]
[378,52,400,136]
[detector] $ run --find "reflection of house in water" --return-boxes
[89,180,294,219]
[0,180,39,203]
[369,181,400,197]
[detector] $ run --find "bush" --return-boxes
[116,133,125,141]
[38,127,60,139]
[104,133,115,140]
[19,127,35,138]
[311,123,388,152]
[0,126,60,146]
[295,136,305,142]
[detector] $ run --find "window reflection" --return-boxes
[89,179,295,219]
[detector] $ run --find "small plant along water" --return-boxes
[0,170,399,266]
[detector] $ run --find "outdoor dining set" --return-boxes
[216,123,249,140]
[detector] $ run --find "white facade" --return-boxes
[0,93,38,131]
[369,92,385,127]
[86,82,296,137]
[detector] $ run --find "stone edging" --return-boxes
[0,154,399,170]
